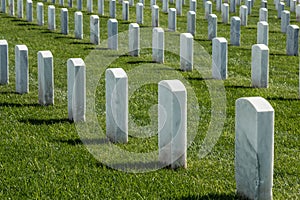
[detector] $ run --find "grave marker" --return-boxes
[48,5,56,31]
[205,1,212,19]
[0,40,8,85]
[208,14,217,40]
[90,15,100,45]
[230,16,241,46]
[212,37,227,80]
[98,0,104,15]
[122,1,129,20]
[75,11,83,39]
[259,8,268,22]
[240,5,248,26]
[129,23,140,56]
[257,21,268,46]
[108,19,118,50]
[281,10,290,33]
[26,0,33,22]
[15,45,29,94]
[168,8,176,31]
[136,3,143,24]
[152,5,159,27]
[251,44,269,88]
[110,0,116,18]
[187,11,196,36]
[222,3,229,24]
[286,25,299,56]
[180,33,193,71]
[37,2,44,26]
[176,0,182,15]
[61,8,69,35]
[152,27,164,63]
[17,0,23,18]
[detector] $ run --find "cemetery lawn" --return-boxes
[0,0,299,199]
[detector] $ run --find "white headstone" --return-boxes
[205,1,212,19]
[278,2,284,19]
[208,14,217,40]
[246,0,251,15]
[48,5,56,31]
[180,33,193,71]
[77,0,82,10]
[26,0,33,22]
[190,0,196,12]
[230,16,241,46]
[68,0,73,7]
[286,25,299,56]
[9,0,14,16]
[87,0,93,13]
[0,40,8,85]
[129,0,134,6]
[15,45,28,94]
[129,23,140,56]
[257,21,268,46]
[222,3,229,24]
[168,8,176,31]
[187,11,196,36]
[61,8,68,35]
[108,19,118,50]
[17,0,23,18]
[176,0,182,15]
[240,5,248,26]
[212,37,227,80]
[216,0,222,11]
[75,11,83,39]
[59,0,64,6]
[230,0,235,12]
[37,2,44,26]
[259,8,268,22]
[261,0,267,8]
[152,5,159,27]
[90,15,100,45]
[150,0,156,8]
[297,5,300,22]
[122,1,129,20]
[1,0,6,13]
[281,10,290,33]
[163,0,168,12]
[290,0,296,12]
[110,0,116,18]
[251,44,269,88]
[152,27,164,63]
[98,0,104,15]
[136,3,143,24]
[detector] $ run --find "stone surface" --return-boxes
[286,25,299,56]
[290,0,296,12]
[61,8,68,35]
[98,0,104,15]
[17,0,23,18]
[108,19,118,50]
[129,0,134,6]
[150,0,156,8]
[205,1,212,19]
[246,0,251,15]
[216,0,222,11]
[0,40,8,85]
[240,5,248,26]
[75,11,83,39]
[59,0,64,6]
[37,2,44,26]
[261,0,267,8]
[110,0,116,18]
[152,5,159,27]
[187,11,196,36]
[152,27,164,63]
[222,3,229,24]
[212,37,227,80]
[230,16,241,46]
[163,0,168,13]
[90,15,100,45]
[129,23,140,56]
[68,0,73,7]
[278,2,284,19]
[257,21,268,46]
[77,0,82,10]
[281,10,290,33]
[235,97,274,200]
[230,0,235,12]
[67,58,86,122]
[48,5,56,31]
[26,0,33,22]
[168,8,176,31]
[87,0,93,13]
[136,3,143,24]
[15,45,28,94]
[106,68,128,143]
[190,0,196,12]
[176,0,182,15]
[297,5,300,22]
[122,1,129,20]
[1,0,6,13]
[180,33,193,71]
[259,8,268,22]
[208,14,217,40]
[158,80,187,169]
[9,0,14,16]
[38,51,54,105]
[251,44,269,88]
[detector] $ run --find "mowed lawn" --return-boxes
[0,0,299,199]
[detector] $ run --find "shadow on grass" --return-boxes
[225,85,252,89]
[56,138,110,145]
[19,118,71,125]
[96,160,164,171]
[188,77,214,81]
[270,52,288,56]
[127,60,156,64]
[84,47,109,50]
[70,41,94,45]
[267,97,299,101]
[0,102,40,107]
[177,193,237,200]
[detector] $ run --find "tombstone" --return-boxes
[48,6,56,31]
[105,68,128,143]
[190,0,196,12]
[168,8,176,31]
[77,0,82,10]
[240,5,248,26]
[90,15,100,45]
[205,1,212,19]
[212,37,227,80]
[246,0,251,15]
[139,0,144,5]
[152,5,159,27]
[236,0,241,6]
[122,1,129,20]
[216,0,222,11]
[230,0,235,12]
[152,28,164,63]
[261,0,267,8]
[15,45,28,94]
[68,0,73,7]
[275,0,280,10]
[150,0,156,8]
[136,3,143,24]
[222,3,229,24]
[26,0,33,22]
[38,51,54,105]
[281,10,290,33]
[75,11,83,39]
[259,8,268,22]
[37,2,44,26]
[235,97,274,200]
[176,0,182,15]
[98,0,104,15]
[286,25,299,56]
[208,14,217,40]
[59,0,64,6]
[9,0,14,16]
[187,11,196,36]
[17,0,23,18]
[297,5,300,22]
[230,17,241,46]
[286,0,290,7]
[108,19,118,50]
[129,23,140,56]
[290,0,296,12]
[0,40,8,85]
[278,2,284,19]
[162,0,168,12]
[1,0,6,13]
[61,8,68,35]
[87,0,93,13]
[52,0,56,4]
[110,0,116,18]
[180,33,193,71]
[158,80,187,169]
[257,21,268,46]
[67,58,86,122]
[129,0,134,6]
[251,44,269,88]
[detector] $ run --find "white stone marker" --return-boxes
[281,10,290,33]
[150,0,156,8]
[110,0,116,18]
[2,0,6,13]
[129,0,134,6]
[208,14,217,40]
[136,3,143,24]
[68,0,73,7]
[106,68,128,143]
[212,37,227,80]
[286,0,290,7]
[176,0,182,15]
[290,0,296,12]
[286,25,299,56]
[77,0,82,10]
[180,33,193,71]
[17,0,23,18]
[236,0,241,6]
[163,0,168,13]
[251,44,269,88]
[15,45,28,94]
[38,51,54,105]
[158,80,187,169]
[108,19,118,50]
[230,0,235,12]
[190,0,196,12]
[122,1,129,20]
[240,5,248,26]
[26,0,33,22]
[67,58,86,122]
[168,8,176,31]
[222,3,229,24]
[246,0,251,15]
[61,8,68,35]
[187,11,196,36]
[259,8,268,22]
[261,0,267,8]
[235,97,274,200]
[257,21,268,46]
[59,0,64,6]
[90,15,100,45]
[275,0,279,10]
[205,1,212,19]
[152,28,164,63]
[37,2,44,26]
[216,0,222,11]
[87,0,93,13]
[9,0,14,16]
[278,2,284,19]
[129,23,140,56]
[297,5,300,22]
[75,11,83,39]
[230,16,241,46]
[48,6,56,31]
[0,40,8,85]
[152,5,159,27]
[98,0,104,15]
[139,0,144,4]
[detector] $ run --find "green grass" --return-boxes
[0,0,299,199]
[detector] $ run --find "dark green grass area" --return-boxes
[0,0,299,199]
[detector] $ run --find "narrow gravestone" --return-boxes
[61,8,68,35]
[122,1,129,20]
[257,21,269,46]
[77,0,82,10]
[240,5,248,26]
[278,2,284,19]
[9,0,14,16]
[38,51,54,105]
[48,5,56,31]
[26,0,33,22]
[286,0,290,7]
[261,0,267,8]
[152,5,159,27]
[176,0,182,15]
[259,8,268,22]
[129,0,134,6]
[15,45,29,94]
[1,0,6,13]
[98,0,104,15]
[281,10,290,33]
[158,80,187,169]
[106,68,128,143]
[230,0,235,13]
[251,44,269,88]
[140,0,144,5]
[110,0,116,18]
[275,0,280,10]
[230,16,241,46]
[0,40,8,85]
[75,11,83,39]
[187,11,196,36]
[108,19,118,50]
[235,97,274,200]
[297,5,300,22]
[59,0,64,6]
[216,0,222,11]
[208,14,217,40]
[152,28,164,63]
[68,0,73,7]
[67,58,86,122]
[136,3,143,24]
[168,8,176,31]
[190,0,196,12]
[90,15,100,45]
[180,33,193,71]
[246,0,251,15]
[129,23,140,56]
[37,2,44,26]
[236,0,241,6]
[163,0,168,13]
[150,0,156,8]
[87,0,93,13]
[286,25,299,56]
[212,37,227,80]
[222,3,229,24]
[290,0,296,12]
[205,1,212,19]
[17,0,23,18]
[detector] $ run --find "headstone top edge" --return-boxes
[236,97,274,112]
